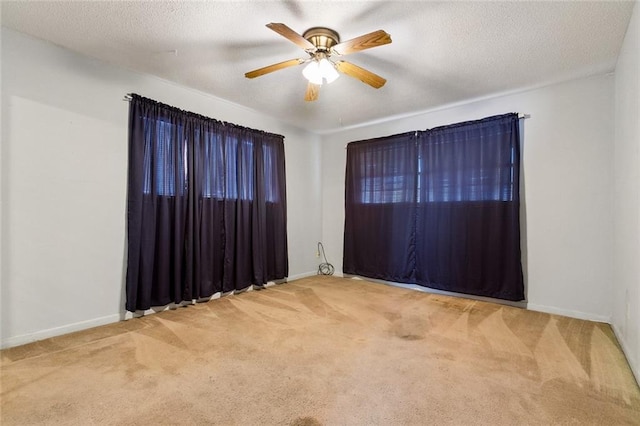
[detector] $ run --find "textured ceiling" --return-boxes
[1,1,635,133]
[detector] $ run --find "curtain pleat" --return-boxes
[126,95,288,312]
[344,114,524,301]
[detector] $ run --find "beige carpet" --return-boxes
[2,276,639,425]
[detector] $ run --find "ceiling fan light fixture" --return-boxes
[303,58,339,85]
[302,61,323,85]
[319,58,340,83]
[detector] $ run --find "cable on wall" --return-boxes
[317,242,335,275]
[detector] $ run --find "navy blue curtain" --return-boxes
[344,113,523,301]
[126,95,288,311]
[343,132,418,282]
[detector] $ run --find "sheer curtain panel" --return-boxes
[126,95,288,311]
[344,113,524,301]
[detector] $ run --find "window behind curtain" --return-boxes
[419,122,517,202]
[146,124,282,202]
[350,132,417,204]
[126,94,288,312]
[344,113,523,301]
[200,127,224,199]
[142,118,187,196]
[262,142,281,203]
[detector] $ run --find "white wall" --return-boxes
[0,28,322,348]
[321,74,615,323]
[612,2,639,382]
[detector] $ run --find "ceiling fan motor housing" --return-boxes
[302,27,340,52]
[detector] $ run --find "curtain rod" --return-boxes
[124,94,529,119]
[345,113,529,149]
[124,94,530,122]
[124,94,530,119]
[121,93,285,138]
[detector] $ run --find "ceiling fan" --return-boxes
[245,23,392,101]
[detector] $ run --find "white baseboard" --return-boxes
[2,274,319,349]
[346,275,612,323]
[286,271,318,281]
[611,323,640,386]
[1,314,121,349]
[4,273,617,357]
[525,303,611,323]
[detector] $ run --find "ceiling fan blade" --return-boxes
[334,61,386,89]
[266,23,316,52]
[245,58,304,79]
[304,82,320,101]
[331,30,392,56]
